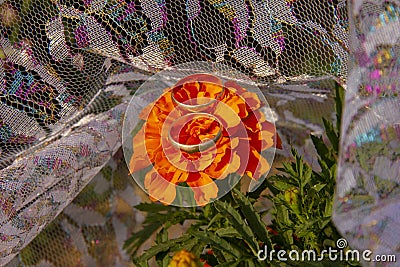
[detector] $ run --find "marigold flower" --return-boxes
[129,74,279,206]
[168,250,200,267]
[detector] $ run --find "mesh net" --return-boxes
[0,0,398,266]
[0,0,349,168]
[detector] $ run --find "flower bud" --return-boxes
[168,250,200,267]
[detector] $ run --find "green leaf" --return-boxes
[214,201,260,255]
[311,135,329,159]
[324,200,333,217]
[124,206,198,255]
[275,203,292,228]
[207,213,224,229]
[156,228,168,244]
[318,218,331,230]
[216,227,241,238]
[133,235,192,266]
[155,249,170,267]
[301,167,313,192]
[190,230,241,261]
[271,179,297,192]
[311,135,335,167]
[335,83,344,131]
[270,174,298,189]
[323,118,339,152]
[233,188,272,247]
[312,184,326,192]
[189,240,206,258]
[203,204,212,219]
[323,226,333,237]
[283,188,301,215]
[281,161,298,179]
[124,222,161,255]
[215,260,242,267]
[283,229,294,246]
[248,178,272,199]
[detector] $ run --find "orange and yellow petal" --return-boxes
[153,152,189,183]
[129,127,151,173]
[186,172,218,206]
[224,80,261,111]
[234,139,271,180]
[172,76,224,107]
[214,101,242,129]
[203,137,240,179]
[221,92,248,119]
[245,146,271,180]
[144,169,177,205]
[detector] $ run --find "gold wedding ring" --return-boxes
[171,82,225,112]
[168,113,223,153]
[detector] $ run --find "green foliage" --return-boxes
[267,147,340,252]
[124,186,272,267]
[124,84,360,266]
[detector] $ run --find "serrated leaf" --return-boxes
[203,204,212,219]
[281,162,298,179]
[318,218,331,230]
[125,208,197,256]
[247,178,271,200]
[283,188,301,215]
[133,235,192,265]
[329,164,336,180]
[324,226,333,237]
[190,230,241,261]
[335,83,344,131]
[214,201,259,255]
[323,118,339,152]
[233,189,272,247]
[324,201,333,217]
[311,136,336,169]
[155,250,169,267]
[275,203,292,227]
[271,180,297,192]
[296,219,317,236]
[270,174,298,188]
[283,229,294,246]
[215,260,242,267]
[124,222,161,255]
[216,227,241,238]
[246,259,257,267]
[207,213,224,229]
[311,135,329,158]
[190,241,206,258]
[312,184,326,192]
[300,167,313,198]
